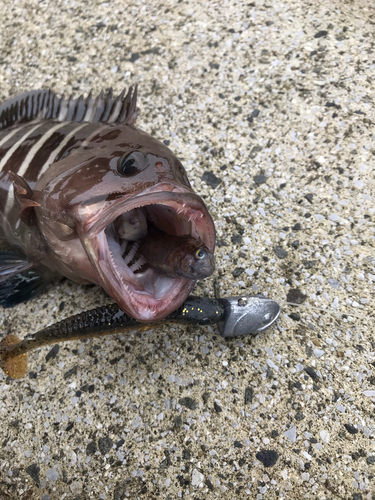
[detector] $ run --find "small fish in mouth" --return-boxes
[106,214,215,280]
[113,208,148,241]
[0,87,216,321]
[140,223,215,279]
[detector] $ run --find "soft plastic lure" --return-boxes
[0,294,280,379]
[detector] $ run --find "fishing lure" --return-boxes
[0,88,216,321]
[0,295,281,379]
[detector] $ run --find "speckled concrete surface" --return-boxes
[1,0,375,499]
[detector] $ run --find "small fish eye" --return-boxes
[196,249,206,260]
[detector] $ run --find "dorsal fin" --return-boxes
[0,86,138,131]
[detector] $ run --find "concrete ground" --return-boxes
[0,0,374,498]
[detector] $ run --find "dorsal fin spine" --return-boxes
[30,95,36,118]
[72,95,83,121]
[56,95,66,121]
[36,93,41,117]
[39,93,47,118]
[108,89,125,123]
[32,94,37,118]
[119,86,133,123]
[130,84,138,119]
[65,96,74,121]
[83,93,91,117]
[100,88,114,123]
[92,91,104,122]
[52,95,60,119]
[26,96,31,119]
[45,91,53,118]
[82,91,94,122]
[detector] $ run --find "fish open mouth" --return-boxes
[81,185,215,321]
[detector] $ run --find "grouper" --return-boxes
[0,87,215,321]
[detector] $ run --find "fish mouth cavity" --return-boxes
[83,189,215,320]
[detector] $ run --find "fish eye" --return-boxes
[196,249,206,260]
[118,153,142,176]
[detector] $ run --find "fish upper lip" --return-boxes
[80,182,215,250]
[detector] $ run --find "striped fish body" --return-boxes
[0,89,216,321]
[0,120,105,269]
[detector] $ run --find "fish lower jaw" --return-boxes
[107,235,178,300]
[103,231,189,319]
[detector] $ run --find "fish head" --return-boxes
[35,124,216,321]
[172,239,216,279]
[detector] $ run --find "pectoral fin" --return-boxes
[0,251,34,282]
[8,172,40,225]
[0,251,52,308]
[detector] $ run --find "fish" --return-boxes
[139,223,215,279]
[0,87,216,321]
[113,208,147,241]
